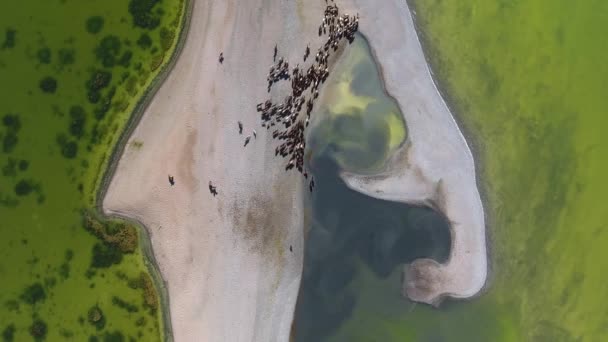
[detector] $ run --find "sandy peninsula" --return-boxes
[103,0,487,341]
[104,0,331,340]
[339,0,488,305]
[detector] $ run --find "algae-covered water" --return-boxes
[321,1,608,341]
[300,0,608,341]
[308,35,406,174]
[0,0,186,340]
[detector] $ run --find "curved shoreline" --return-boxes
[94,0,193,340]
[406,0,496,295]
[340,0,488,305]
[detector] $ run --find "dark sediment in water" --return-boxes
[293,154,451,341]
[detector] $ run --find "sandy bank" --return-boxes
[338,0,488,305]
[103,0,330,340]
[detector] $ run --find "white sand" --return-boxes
[339,0,488,305]
[104,0,487,341]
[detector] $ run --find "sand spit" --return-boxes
[103,0,332,340]
[338,0,488,305]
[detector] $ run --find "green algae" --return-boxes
[309,35,406,174]
[326,0,608,340]
[0,0,187,340]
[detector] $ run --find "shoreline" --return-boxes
[95,0,193,340]
[406,0,496,297]
[340,0,488,305]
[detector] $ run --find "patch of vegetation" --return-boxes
[2,324,15,342]
[118,50,133,67]
[94,87,116,120]
[129,0,161,29]
[2,132,17,153]
[37,48,51,64]
[14,179,34,196]
[59,262,70,279]
[125,76,139,96]
[86,16,105,34]
[2,28,16,49]
[58,48,76,66]
[65,248,74,261]
[103,331,125,342]
[159,27,175,51]
[2,113,21,153]
[135,316,146,327]
[136,33,152,50]
[18,159,28,171]
[87,305,106,330]
[111,296,139,313]
[29,318,47,341]
[130,140,143,149]
[20,282,46,305]
[4,300,19,312]
[2,114,21,131]
[125,272,158,313]
[86,70,112,104]
[39,76,57,94]
[91,243,123,268]
[140,273,158,313]
[83,211,138,253]
[149,54,163,72]
[95,35,122,68]
[69,105,86,138]
[59,329,74,339]
[2,158,17,177]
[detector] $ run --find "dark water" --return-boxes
[294,154,451,341]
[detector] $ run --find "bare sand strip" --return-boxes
[339,0,488,305]
[104,0,486,340]
[103,0,330,340]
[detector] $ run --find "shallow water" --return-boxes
[0,0,185,340]
[308,35,406,174]
[295,35,451,341]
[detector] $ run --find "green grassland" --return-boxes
[0,0,187,340]
[328,0,608,341]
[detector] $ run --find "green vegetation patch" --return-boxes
[87,305,106,330]
[329,1,608,341]
[20,282,46,305]
[29,318,47,341]
[2,28,16,49]
[2,324,15,342]
[37,48,51,64]
[86,16,105,34]
[84,211,139,253]
[39,76,57,94]
[0,0,187,339]
[129,0,162,29]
